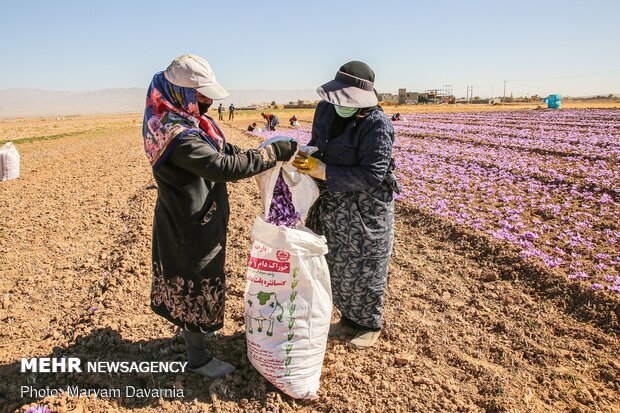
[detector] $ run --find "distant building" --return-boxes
[379,88,454,105]
[398,89,419,104]
[283,100,317,109]
[287,100,314,106]
[377,93,398,103]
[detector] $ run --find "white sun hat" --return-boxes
[164,54,229,100]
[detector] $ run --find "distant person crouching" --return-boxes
[261,112,279,131]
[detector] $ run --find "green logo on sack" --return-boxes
[285,267,299,377]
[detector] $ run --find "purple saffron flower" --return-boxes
[568,271,590,280]
[594,263,607,271]
[599,194,613,204]
[521,231,539,241]
[591,283,603,290]
[25,406,52,413]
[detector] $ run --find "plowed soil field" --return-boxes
[1,109,619,413]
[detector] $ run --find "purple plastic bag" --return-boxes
[267,171,301,228]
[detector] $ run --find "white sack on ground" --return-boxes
[0,142,20,181]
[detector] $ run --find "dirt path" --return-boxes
[0,123,618,412]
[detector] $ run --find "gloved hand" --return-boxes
[270,140,298,162]
[225,143,241,155]
[292,151,327,180]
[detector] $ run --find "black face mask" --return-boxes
[198,101,211,116]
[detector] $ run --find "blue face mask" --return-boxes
[334,104,358,118]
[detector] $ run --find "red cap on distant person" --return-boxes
[164,54,229,100]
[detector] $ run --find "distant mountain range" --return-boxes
[0,88,319,117]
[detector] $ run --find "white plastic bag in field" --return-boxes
[0,142,20,181]
[244,137,331,399]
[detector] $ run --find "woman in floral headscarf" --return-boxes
[142,55,297,378]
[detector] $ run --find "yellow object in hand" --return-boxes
[292,151,327,180]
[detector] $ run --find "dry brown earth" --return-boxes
[0,112,618,413]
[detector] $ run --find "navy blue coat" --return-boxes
[309,100,394,192]
[305,100,397,329]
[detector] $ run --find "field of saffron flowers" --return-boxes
[254,108,620,294]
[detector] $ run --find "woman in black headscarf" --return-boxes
[293,61,401,349]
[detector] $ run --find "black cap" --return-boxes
[316,60,378,108]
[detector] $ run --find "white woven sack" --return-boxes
[244,137,331,398]
[245,217,331,399]
[0,142,20,181]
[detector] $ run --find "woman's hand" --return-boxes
[292,151,326,180]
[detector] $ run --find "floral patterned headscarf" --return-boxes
[142,72,225,169]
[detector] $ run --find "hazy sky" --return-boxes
[1,0,619,97]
